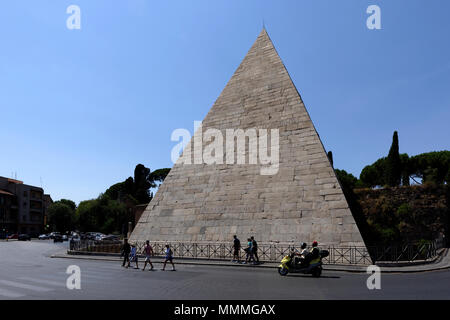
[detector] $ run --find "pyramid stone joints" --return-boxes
[130,29,367,248]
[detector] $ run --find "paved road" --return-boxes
[0,240,449,300]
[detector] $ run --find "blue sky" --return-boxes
[0,1,449,204]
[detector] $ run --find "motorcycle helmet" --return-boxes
[301,242,307,249]
[312,241,318,247]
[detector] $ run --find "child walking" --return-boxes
[129,244,139,269]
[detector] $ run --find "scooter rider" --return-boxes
[293,242,308,266]
[293,243,308,257]
[300,243,308,256]
[309,241,321,264]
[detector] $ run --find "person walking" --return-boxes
[69,237,75,251]
[162,244,176,271]
[129,244,139,269]
[121,238,131,268]
[251,236,259,264]
[232,235,241,263]
[243,238,254,264]
[142,240,154,271]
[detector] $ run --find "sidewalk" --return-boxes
[50,248,450,273]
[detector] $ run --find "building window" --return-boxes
[23,191,28,197]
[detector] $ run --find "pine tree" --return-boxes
[385,131,402,186]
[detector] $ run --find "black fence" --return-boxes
[69,238,446,265]
[367,238,445,263]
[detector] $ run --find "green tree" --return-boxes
[104,177,135,201]
[409,151,450,185]
[334,169,374,246]
[385,131,402,187]
[59,199,76,211]
[76,199,98,232]
[327,151,333,168]
[335,169,358,190]
[134,164,153,203]
[76,195,128,234]
[360,157,387,188]
[47,201,76,232]
[105,165,170,204]
[79,164,171,234]
[400,153,411,186]
[149,168,170,186]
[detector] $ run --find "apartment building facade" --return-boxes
[0,176,50,237]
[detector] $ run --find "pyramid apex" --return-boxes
[255,26,274,48]
[259,26,268,35]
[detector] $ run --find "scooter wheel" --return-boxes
[312,268,322,278]
[278,267,289,276]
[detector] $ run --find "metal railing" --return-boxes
[70,238,446,266]
[70,240,372,265]
[367,238,445,263]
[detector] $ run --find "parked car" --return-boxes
[95,233,107,241]
[18,234,31,241]
[62,235,68,241]
[70,235,81,241]
[70,231,79,238]
[101,235,120,242]
[38,234,50,240]
[29,232,40,238]
[8,234,18,239]
[53,234,63,243]
[49,232,61,239]
[85,232,98,240]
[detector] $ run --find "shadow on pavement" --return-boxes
[286,274,341,279]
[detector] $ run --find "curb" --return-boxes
[50,253,450,274]
[51,254,279,269]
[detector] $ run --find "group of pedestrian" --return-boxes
[121,239,176,271]
[232,235,260,264]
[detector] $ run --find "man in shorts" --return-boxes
[142,240,154,271]
[232,235,241,263]
[161,244,176,271]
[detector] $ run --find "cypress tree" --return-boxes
[327,151,334,168]
[385,131,402,186]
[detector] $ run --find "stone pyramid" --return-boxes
[130,29,367,247]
